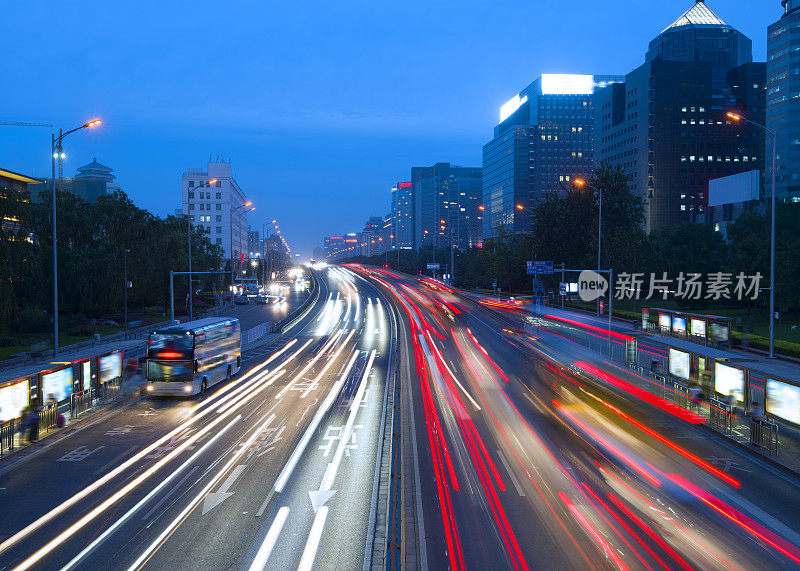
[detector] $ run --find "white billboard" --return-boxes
[669,348,690,380]
[42,368,73,403]
[708,170,760,207]
[0,380,29,422]
[541,74,594,95]
[767,379,800,425]
[715,363,744,403]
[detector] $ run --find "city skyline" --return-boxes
[1,0,775,255]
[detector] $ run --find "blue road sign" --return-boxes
[426,263,440,270]
[526,261,554,275]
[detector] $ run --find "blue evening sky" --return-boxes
[1,1,777,256]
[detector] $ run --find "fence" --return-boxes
[40,402,58,431]
[709,398,734,434]
[70,388,93,419]
[0,419,15,456]
[98,378,121,404]
[750,417,779,455]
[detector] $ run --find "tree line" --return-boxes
[0,186,223,339]
[346,163,800,311]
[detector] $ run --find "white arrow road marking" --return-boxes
[202,464,245,515]
[307,349,376,513]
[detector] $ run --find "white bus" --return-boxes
[145,317,241,396]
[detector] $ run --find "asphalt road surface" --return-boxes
[0,266,393,571]
[349,265,800,571]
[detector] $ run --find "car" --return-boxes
[234,295,249,305]
[255,294,269,305]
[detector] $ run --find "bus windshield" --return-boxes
[148,332,194,358]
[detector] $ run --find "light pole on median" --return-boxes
[187,178,217,320]
[262,220,278,287]
[574,178,603,317]
[728,111,778,359]
[50,119,102,356]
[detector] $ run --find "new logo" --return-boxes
[578,270,608,302]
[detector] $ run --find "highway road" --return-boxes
[0,266,394,571]
[350,265,800,571]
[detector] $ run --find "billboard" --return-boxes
[709,321,729,342]
[426,263,440,270]
[672,316,687,334]
[708,170,760,207]
[690,318,706,337]
[642,308,649,330]
[42,368,73,403]
[715,363,744,403]
[659,312,671,330]
[669,348,690,380]
[0,380,29,422]
[99,351,123,384]
[767,379,800,425]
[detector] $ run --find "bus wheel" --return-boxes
[226,365,232,380]
[201,378,208,393]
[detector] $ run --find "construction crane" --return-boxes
[0,121,53,127]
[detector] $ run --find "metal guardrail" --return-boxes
[709,398,734,434]
[0,419,15,456]
[40,402,58,431]
[70,388,93,419]
[98,377,121,404]
[750,417,779,455]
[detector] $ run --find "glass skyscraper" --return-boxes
[481,74,622,239]
[767,0,800,201]
[595,0,764,231]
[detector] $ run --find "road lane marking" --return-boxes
[202,464,246,515]
[272,350,360,494]
[127,413,275,571]
[248,506,290,570]
[61,417,240,570]
[300,329,356,398]
[297,506,329,571]
[57,446,105,462]
[140,465,199,520]
[496,449,525,497]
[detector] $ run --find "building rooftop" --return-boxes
[75,158,115,181]
[663,0,728,32]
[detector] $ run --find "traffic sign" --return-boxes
[526,261,553,275]
[426,263,440,270]
[559,282,567,296]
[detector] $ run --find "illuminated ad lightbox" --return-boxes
[668,348,690,380]
[714,363,744,403]
[767,378,800,425]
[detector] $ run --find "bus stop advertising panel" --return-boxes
[668,348,690,381]
[0,378,29,422]
[766,378,800,425]
[714,363,745,404]
[99,350,123,385]
[41,366,73,403]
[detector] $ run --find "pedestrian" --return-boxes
[20,406,31,441]
[689,384,703,412]
[28,407,40,442]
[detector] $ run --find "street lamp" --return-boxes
[51,119,101,356]
[574,178,603,316]
[187,178,217,320]
[728,111,778,358]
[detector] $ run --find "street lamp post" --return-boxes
[262,220,277,287]
[574,179,603,316]
[123,249,130,340]
[50,119,101,356]
[728,111,778,358]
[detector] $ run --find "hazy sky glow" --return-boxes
[1,0,776,255]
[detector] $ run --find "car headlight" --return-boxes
[184,385,193,393]
[146,385,154,391]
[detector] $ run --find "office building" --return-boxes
[181,159,249,264]
[595,0,764,231]
[767,0,800,201]
[1,168,42,237]
[391,182,414,249]
[482,74,622,239]
[411,163,482,249]
[247,227,260,256]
